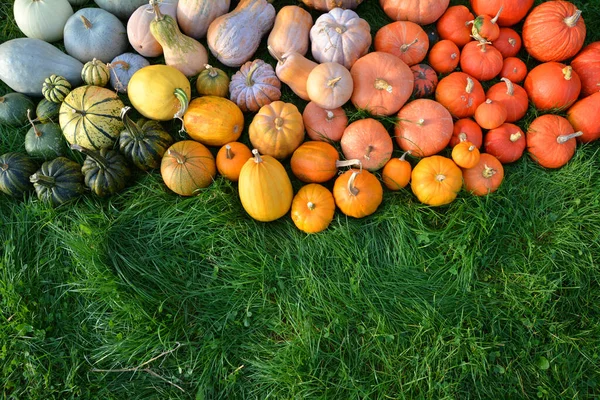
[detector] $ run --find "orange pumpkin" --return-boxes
[411,155,462,207]
[248,101,304,160]
[451,138,480,169]
[571,42,600,98]
[395,99,453,157]
[462,153,504,196]
[526,114,583,169]
[450,119,483,148]
[494,27,522,58]
[380,0,450,25]
[474,99,507,130]
[468,8,502,42]
[306,62,354,110]
[341,118,393,171]
[436,5,474,48]
[183,96,244,147]
[470,0,534,27]
[350,52,414,116]
[303,102,348,142]
[485,78,528,123]
[428,39,460,74]
[160,140,216,196]
[435,72,485,118]
[484,123,526,164]
[290,141,342,183]
[374,21,429,66]
[216,142,252,182]
[333,168,383,218]
[291,183,336,234]
[524,62,581,111]
[381,151,412,190]
[459,41,503,82]
[567,92,600,143]
[499,57,528,84]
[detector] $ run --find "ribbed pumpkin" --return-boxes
[249,101,304,160]
[291,183,336,234]
[0,93,35,127]
[380,0,450,25]
[59,85,125,150]
[0,152,37,197]
[118,107,174,171]
[524,63,581,111]
[374,21,429,66]
[300,0,364,11]
[290,141,342,183]
[411,64,438,98]
[486,78,529,123]
[484,123,526,164]
[333,168,383,218]
[411,155,462,207]
[303,102,348,142]
[462,153,504,196]
[526,114,583,169]
[306,62,354,110]
[381,151,412,190]
[570,42,600,98]
[216,142,252,182]
[195,65,230,98]
[70,144,130,198]
[184,96,244,147]
[229,59,281,113]
[238,149,293,222]
[341,118,393,171]
[81,58,110,87]
[567,92,600,143]
[24,110,66,161]
[30,157,84,207]
[36,98,61,124]
[42,75,71,103]
[161,140,216,196]
[435,72,485,118]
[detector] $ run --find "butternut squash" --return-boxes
[269,47,318,101]
[267,6,313,58]
[177,0,230,40]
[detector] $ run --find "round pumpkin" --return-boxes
[571,42,600,98]
[183,96,243,147]
[486,78,529,123]
[451,139,480,169]
[459,41,503,82]
[436,5,474,48]
[381,151,412,190]
[524,62,581,111]
[474,99,507,130]
[303,102,348,142]
[526,114,582,169]
[300,0,364,11]
[290,141,341,183]
[249,101,304,160]
[215,142,253,182]
[0,93,34,127]
[462,153,504,196]
[374,21,429,66]
[468,8,502,42]
[411,155,462,207]
[81,58,110,87]
[494,27,522,58]
[428,39,460,74]
[484,123,526,164]
[307,62,354,110]
[341,118,393,171]
[449,119,482,149]
[470,0,534,26]
[380,0,450,25]
[13,0,73,43]
[0,152,37,197]
[333,168,383,218]
[435,72,485,118]
[24,110,66,161]
[291,183,336,234]
[567,92,600,143]
[72,144,131,197]
[499,57,528,84]
[160,140,216,196]
[42,75,71,104]
[30,156,84,207]
[229,59,281,113]
[196,64,229,98]
[411,64,438,98]
[107,53,150,94]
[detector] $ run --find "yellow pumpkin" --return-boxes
[183,96,244,147]
[249,101,305,159]
[238,149,293,222]
[291,183,336,233]
[411,155,462,206]
[127,65,191,122]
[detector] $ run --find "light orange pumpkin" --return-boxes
[291,183,336,234]
[267,6,313,57]
[290,141,342,183]
[341,118,393,171]
[183,96,244,147]
[160,140,216,196]
[462,153,504,196]
[380,0,450,25]
[526,114,583,169]
[306,62,354,110]
[248,101,304,160]
[303,102,348,142]
[451,137,480,169]
[216,142,252,182]
[411,155,462,207]
[333,168,383,218]
[567,92,600,143]
[474,99,507,130]
[374,21,429,66]
[381,151,412,190]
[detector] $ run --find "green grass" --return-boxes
[2,0,600,399]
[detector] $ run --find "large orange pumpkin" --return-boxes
[374,21,429,66]
[567,92,600,143]
[333,168,383,218]
[380,0,450,25]
[524,62,581,111]
[459,41,503,82]
[411,155,462,207]
[341,118,393,171]
[526,114,583,169]
[160,140,216,196]
[248,101,304,160]
[484,123,526,164]
[462,153,504,196]
[470,0,534,27]
[291,183,336,234]
[183,96,244,147]
[302,101,348,142]
[571,42,600,98]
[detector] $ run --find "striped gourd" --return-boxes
[0,152,37,197]
[42,75,71,103]
[59,85,125,150]
[81,58,110,87]
[30,157,84,207]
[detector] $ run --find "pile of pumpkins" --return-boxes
[0,0,599,234]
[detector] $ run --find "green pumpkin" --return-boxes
[118,106,173,171]
[0,152,37,197]
[24,110,67,161]
[0,93,35,127]
[81,58,111,87]
[30,157,84,207]
[36,98,61,123]
[196,65,230,97]
[42,75,71,103]
[71,144,131,197]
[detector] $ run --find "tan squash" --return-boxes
[270,48,318,101]
[306,62,354,109]
[267,6,313,58]
[177,0,230,40]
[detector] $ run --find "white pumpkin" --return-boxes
[13,0,74,43]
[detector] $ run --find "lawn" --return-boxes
[1,0,600,399]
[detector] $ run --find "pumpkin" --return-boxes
[24,109,66,161]
[0,152,37,198]
[71,144,131,197]
[451,137,480,169]
[0,93,35,127]
[524,63,581,111]
[238,149,293,222]
[42,75,71,104]
[127,1,178,58]
[207,0,276,67]
[411,155,462,207]
[229,59,281,113]
[341,118,393,171]
[107,53,150,94]
[30,156,84,207]
[350,52,414,116]
[374,21,429,66]
[459,41,503,83]
[428,39,460,74]
[35,99,61,124]
[149,2,208,78]
[522,1,586,62]
[571,42,600,98]
[177,0,230,40]
[494,28,522,58]
[474,99,507,130]
[93,0,147,20]
[435,72,485,118]
[526,114,582,169]
[291,184,336,234]
[183,96,244,147]
[161,140,216,196]
[394,99,453,157]
[449,119,482,149]
[462,153,504,196]
[333,168,383,218]
[63,8,128,63]
[128,65,191,123]
[0,38,83,97]
[468,8,502,42]
[60,86,125,150]
[249,101,304,160]
[270,49,318,102]
[484,123,526,164]
[267,6,313,58]
[484,79,527,126]
[290,141,346,183]
[470,0,534,27]
[303,102,348,142]
[436,5,473,48]
[118,106,174,171]
[13,0,73,43]
[306,62,354,110]
[411,64,438,98]
[196,65,230,98]
[300,0,364,11]
[567,92,600,143]
[310,8,371,69]
[81,58,110,87]
[380,0,450,26]
[499,57,527,84]
[216,142,253,182]
[381,151,412,190]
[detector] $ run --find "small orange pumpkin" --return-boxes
[462,153,504,196]
[290,141,344,183]
[381,151,412,190]
[341,118,393,171]
[303,101,348,142]
[499,57,528,84]
[411,155,462,207]
[291,183,336,234]
[428,39,460,74]
[216,142,252,182]
[333,168,383,218]
[484,123,526,164]
[451,137,480,169]
[527,114,583,169]
[474,99,507,130]
[248,101,304,160]
[160,140,216,196]
[494,27,522,58]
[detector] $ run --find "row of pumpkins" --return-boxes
[1,0,599,234]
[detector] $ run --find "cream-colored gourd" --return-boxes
[14,0,73,43]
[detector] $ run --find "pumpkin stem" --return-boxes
[500,77,514,96]
[557,131,583,144]
[325,110,335,121]
[335,159,362,169]
[150,0,164,21]
[251,149,263,164]
[347,170,360,196]
[29,173,56,187]
[465,77,474,94]
[374,78,393,93]
[71,144,110,171]
[307,201,316,211]
[246,62,260,86]
[508,37,517,47]
[167,148,186,164]
[1,163,8,172]
[173,88,189,133]
[399,150,411,161]
[417,118,425,126]
[435,174,446,182]
[120,107,143,140]
[364,145,373,160]
[225,144,234,160]
[80,15,93,29]
[451,52,458,60]
[400,38,418,53]
[274,117,284,129]
[564,9,582,27]
[327,76,342,88]
[468,145,476,152]
[562,66,573,81]
[26,109,41,137]
[458,132,468,142]
[205,64,218,78]
[491,6,503,24]
[482,164,496,179]
[509,131,521,142]
[107,61,129,92]
[334,25,347,34]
